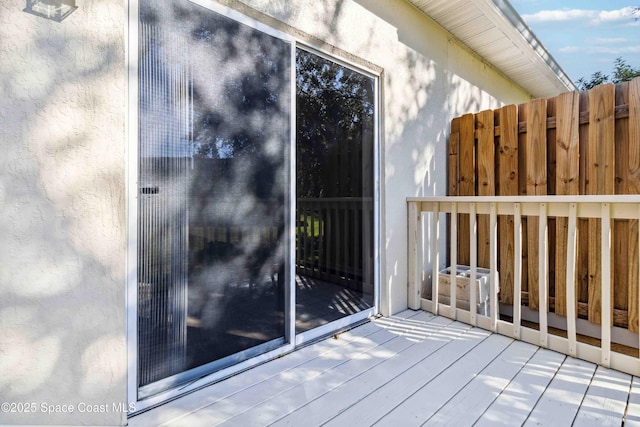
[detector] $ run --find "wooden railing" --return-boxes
[408,195,640,376]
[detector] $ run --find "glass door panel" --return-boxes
[138,0,290,395]
[295,49,375,333]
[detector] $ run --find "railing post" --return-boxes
[431,203,440,316]
[490,202,498,332]
[450,203,458,320]
[408,201,421,310]
[566,203,578,357]
[470,203,477,326]
[566,203,578,358]
[539,203,548,348]
[513,203,522,339]
[601,202,612,367]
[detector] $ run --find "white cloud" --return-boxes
[592,37,629,45]
[522,9,593,22]
[559,45,640,55]
[558,46,580,54]
[522,7,638,24]
[598,7,638,23]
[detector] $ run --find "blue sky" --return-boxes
[509,0,640,84]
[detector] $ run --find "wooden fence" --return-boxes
[448,77,640,331]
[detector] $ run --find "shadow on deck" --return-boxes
[129,309,640,426]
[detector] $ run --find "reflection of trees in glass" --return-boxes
[296,49,375,199]
[138,0,291,387]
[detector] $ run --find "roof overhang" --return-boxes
[408,0,577,98]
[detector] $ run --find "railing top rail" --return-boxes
[407,195,640,204]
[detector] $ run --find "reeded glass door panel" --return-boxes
[295,49,375,333]
[138,0,290,392]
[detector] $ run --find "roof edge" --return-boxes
[490,0,577,93]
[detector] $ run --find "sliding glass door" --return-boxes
[137,0,291,397]
[295,49,375,333]
[134,0,377,403]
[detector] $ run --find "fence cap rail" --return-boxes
[407,195,640,204]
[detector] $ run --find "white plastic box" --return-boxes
[437,265,495,316]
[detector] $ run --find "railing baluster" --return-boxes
[566,203,578,358]
[470,203,477,327]
[513,203,522,339]
[601,202,612,368]
[539,203,548,348]
[450,203,458,320]
[408,201,421,310]
[490,202,498,332]
[432,203,440,316]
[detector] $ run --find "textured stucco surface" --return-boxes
[0,0,127,425]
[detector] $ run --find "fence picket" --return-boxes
[519,103,530,305]
[449,118,460,197]
[498,105,518,305]
[615,82,630,328]
[578,91,590,307]
[458,114,475,267]
[546,97,557,313]
[477,109,495,269]
[587,84,615,324]
[526,98,547,311]
[628,78,640,332]
[554,92,580,317]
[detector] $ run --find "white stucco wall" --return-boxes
[0,1,127,425]
[0,0,535,425]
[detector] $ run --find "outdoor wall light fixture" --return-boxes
[24,0,77,22]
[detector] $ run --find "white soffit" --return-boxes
[409,0,577,98]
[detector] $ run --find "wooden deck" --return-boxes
[129,310,640,426]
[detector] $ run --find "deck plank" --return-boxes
[323,324,493,427]
[474,348,565,427]
[424,340,539,426]
[523,357,597,426]
[164,312,430,426]
[267,317,467,426]
[572,366,631,426]
[129,311,421,427]
[371,333,513,426]
[226,313,455,426]
[624,376,640,426]
[127,313,640,427]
